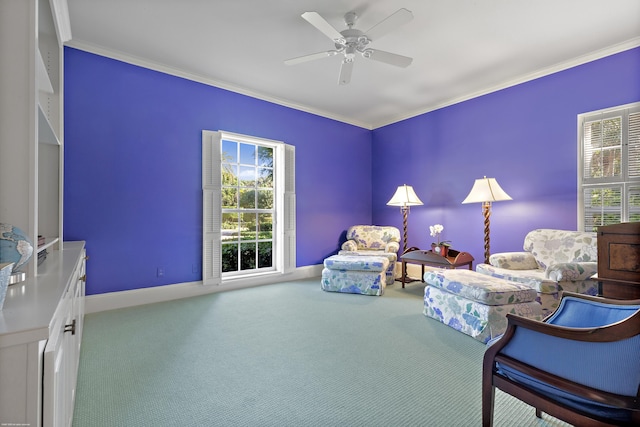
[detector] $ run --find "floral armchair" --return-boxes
[476,229,598,316]
[339,225,401,285]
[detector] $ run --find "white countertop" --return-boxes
[0,241,85,347]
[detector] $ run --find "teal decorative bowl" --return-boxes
[0,223,33,273]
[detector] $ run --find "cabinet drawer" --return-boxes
[599,278,640,300]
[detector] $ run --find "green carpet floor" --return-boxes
[72,278,570,426]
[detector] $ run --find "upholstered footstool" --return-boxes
[475,264,598,317]
[423,269,543,343]
[321,254,390,296]
[338,250,397,285]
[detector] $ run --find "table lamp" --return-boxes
[462,177,512,264]
[387,184,423,253]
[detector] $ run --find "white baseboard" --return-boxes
[85,264,324,314]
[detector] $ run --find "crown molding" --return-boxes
[64,40,372,130]
[372,37,640,129]
[66,36,639,131]
[50,0,72,43]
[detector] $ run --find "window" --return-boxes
[202,131,295,285]
[578,102,640,231]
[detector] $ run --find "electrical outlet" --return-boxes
[157,267,164,277]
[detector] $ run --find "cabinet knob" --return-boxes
[80,274,86,282]
[64,319,76,335]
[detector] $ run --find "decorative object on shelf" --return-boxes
[429,224,451,257]
[37,234,48,266]
[462,176,512,264]
[387,184,424,254]
[0,223,33,284]
[0,262,14,310]
[38,249,48,266]
[430,243,450,257]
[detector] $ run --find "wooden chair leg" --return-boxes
[482,383,495,427]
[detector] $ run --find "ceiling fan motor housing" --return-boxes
[335,28,370,59]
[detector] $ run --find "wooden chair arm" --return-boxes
[504,310,640,342]
[494,354,640,410]
[561,291,640,306]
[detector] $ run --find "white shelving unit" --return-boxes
[0,2,81,424]
[0,0,70,278]
[0,3,82,424]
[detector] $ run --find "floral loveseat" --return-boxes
[476,229,598,316]
[338,225,401,285]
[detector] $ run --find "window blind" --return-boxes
[578,103,640,231]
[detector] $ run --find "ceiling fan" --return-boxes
[285,8,414,85]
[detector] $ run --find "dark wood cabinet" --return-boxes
[597,222,640,299]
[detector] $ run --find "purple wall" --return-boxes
[65,47,640,295]
[372,47,640,264]
[64,48,372,295]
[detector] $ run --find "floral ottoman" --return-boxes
[338,250,397,285]
[423,269,543,343]
[321,254,390,296]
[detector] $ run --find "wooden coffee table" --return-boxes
[400,247,474,288]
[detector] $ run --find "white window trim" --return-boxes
[202,130,295,286]
[577,101,640,231]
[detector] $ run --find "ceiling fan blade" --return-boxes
[338,60,354,85]
[365,49,413,68]
[284,50,339,66]
[364,8,413,41]
[301,12,345,44]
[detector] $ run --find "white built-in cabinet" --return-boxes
[0,241,86,427]
[0,242,86,427]
[0,0,70,278]
[0,0,82,426]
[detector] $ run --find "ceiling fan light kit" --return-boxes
[285,8,414,85]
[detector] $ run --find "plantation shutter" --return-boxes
[202,131,222,286]
[203,130,295,283]
[582,113,622,182]
[579,103,640,230]
[583,186,622,231]
[628,111,640,221]
[283,143,296,273]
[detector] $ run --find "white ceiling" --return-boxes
[66,0,640,129]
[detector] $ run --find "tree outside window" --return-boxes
[221,140,274,274]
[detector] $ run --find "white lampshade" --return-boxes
[462,177,512,204]
[387,184,423,207]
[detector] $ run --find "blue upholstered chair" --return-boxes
[482,292,640,426]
